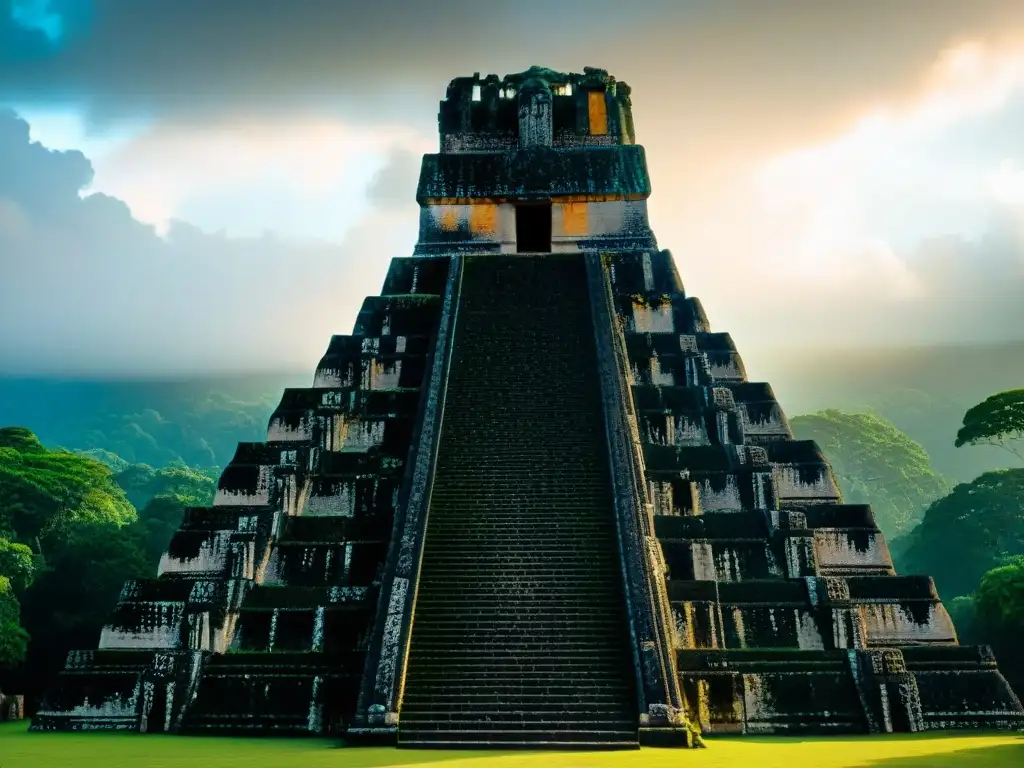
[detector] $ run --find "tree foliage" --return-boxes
[976,556,1024,630]
[0,427,220,702]
[894,469,1024,600]
[974,557,1024,696]
[789,409,950,536]
[0,427,136,546]
[113,462,217,511]
[0,538,36,594]
[0,575,30,668]
[955,388,1024,464]
[19,521,151,690]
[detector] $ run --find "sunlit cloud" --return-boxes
[90,117,434,236]
[742,38,1024,293]
[987,159,1024,206]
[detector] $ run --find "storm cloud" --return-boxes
[4,0,1024,151]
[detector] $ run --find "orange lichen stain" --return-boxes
[561,202,589,236]
[588,90,609,135]
[469,202,497,234]
[437,207,459,231]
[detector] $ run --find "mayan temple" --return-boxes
[34,66,1024,749]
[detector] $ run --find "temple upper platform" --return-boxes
[414,67,656,255]
[438,66,637,152]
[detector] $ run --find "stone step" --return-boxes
[413,601,623,612]
[419,553,621,564]
[408,650,631,662]
[402,688,635,702]
[405,660,628,673]
[411,614,624,626]
[412,601,623,611]
[410,624,625,636]
[403,689,633,704]
[414,587,620,598]
[398,731,639,749]
[421,538,618,547]
[422,533,617,542]
[418,594,622,603]
[418,565,619,574]
[404,673,634,687]
[402,705,636,718]
[401,718,637,730]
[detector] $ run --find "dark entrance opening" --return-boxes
[515,203,552,253]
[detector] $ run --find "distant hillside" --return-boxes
[0,372,308,468]
[0,341,1020,480]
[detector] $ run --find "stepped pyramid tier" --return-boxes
[34,65,1023,747]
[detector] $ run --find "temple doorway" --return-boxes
[515,202,552,252]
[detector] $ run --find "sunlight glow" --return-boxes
[90,118,434,236]
[746,38,1024,294]
[987,159,1024,207]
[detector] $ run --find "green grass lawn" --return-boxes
[1,722,1021,768]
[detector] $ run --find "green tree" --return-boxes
[0,427,136,547]
[135,494,207,564]
[974,557,1024,695]
[114,462,217,511]
[956,388,1024,465]
[0,537,35,669]
[112,463,217,562]
[895,469,1024,599]
[19,521,151,696]
[0,576,30,668]
[72,448,130,473]
[976,557,1024,630]
[0,538,36,593]
[789,409,950,537]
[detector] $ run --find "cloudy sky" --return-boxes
[2,0,1024,376]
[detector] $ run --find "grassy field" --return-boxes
[1,723,1022,768]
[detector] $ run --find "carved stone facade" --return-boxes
[605,248,1023,733]
[32,66,1023,744]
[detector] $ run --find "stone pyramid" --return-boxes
[34,66,1023,749]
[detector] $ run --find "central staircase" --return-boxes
[398,254,639,749]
